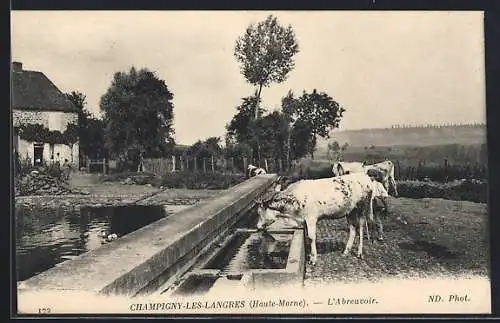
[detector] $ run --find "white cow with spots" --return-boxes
[256,173,375,265]
[247,164,267,178]
[332,160,399,197]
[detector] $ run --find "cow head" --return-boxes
[256,202,279,231]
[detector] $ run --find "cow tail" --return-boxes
[367,184,375,223]
[389,162,398,196]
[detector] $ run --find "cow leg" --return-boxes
[365,218,372,244]
[343,214,357,257]
[376,214,384,241]
[357,216,366,259]
[305,216,318,265]
[389,176,398,196]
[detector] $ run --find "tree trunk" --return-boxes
[255,83,263,166]
[255,83,263,119]
[286,123,292,170]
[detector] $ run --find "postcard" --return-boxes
[12,10,490,315]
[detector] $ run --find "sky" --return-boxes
[11,11,486,145]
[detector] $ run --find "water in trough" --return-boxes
[204,231,293,272]
[15,205,181,282]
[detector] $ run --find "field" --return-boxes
[284,156,490,284]
[317,125,486,151]
[315,143,487,181]
[305,197,489,285]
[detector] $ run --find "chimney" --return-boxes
[12,61,23,72]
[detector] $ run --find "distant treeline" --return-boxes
[389,122,485,129]
[321,124,486,149]
[332,143,488,167]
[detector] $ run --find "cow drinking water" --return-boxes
[255,173,375,265]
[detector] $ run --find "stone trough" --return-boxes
[17,174,279,301]
[160,225,306,296]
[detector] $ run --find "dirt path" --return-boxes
[305,197,489,286]
[16,172,225,210]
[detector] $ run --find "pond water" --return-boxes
[15,205,186,282]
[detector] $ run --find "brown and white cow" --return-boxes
[256,172,375,265]
[331,160,398,197]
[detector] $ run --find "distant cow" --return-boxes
[247,164,267,178]
[332,160,398,197]
[256,173,375,265]
[371,179,390,241]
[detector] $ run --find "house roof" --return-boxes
[12,66,78,113]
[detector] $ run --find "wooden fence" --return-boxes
[141,156,289,176]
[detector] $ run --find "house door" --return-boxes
[33,143,44,166]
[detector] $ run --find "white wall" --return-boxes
[13,109,79,167]
[16,138,79,167]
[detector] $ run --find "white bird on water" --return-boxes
[100,231,119,243]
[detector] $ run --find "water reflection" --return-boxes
[204,232,292,272]
[15,205,167,282]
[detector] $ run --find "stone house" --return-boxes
[12,61,79,167]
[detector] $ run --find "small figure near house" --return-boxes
[62,159,71,180]
[55,153,61,168]
[137,152,145,173]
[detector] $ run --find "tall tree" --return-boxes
[253,110,290,161]
[234,15,300,119]
[100,67,175,161]
[66,91,105,162]
[294,89,345,159]
[290,119,315,160]
[234,15,299,164]
[281,90,302,168]
[226,94,266,161]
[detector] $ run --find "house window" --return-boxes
[33,143,44,166]
[48,112,62,131]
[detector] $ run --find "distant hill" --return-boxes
[316,123,486,154]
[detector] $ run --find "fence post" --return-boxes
[264,159,268,172]
[103,158,106,174]
[243,157,248,173]
[279,158,282,173]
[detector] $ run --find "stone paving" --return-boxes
[304,197,489,287]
